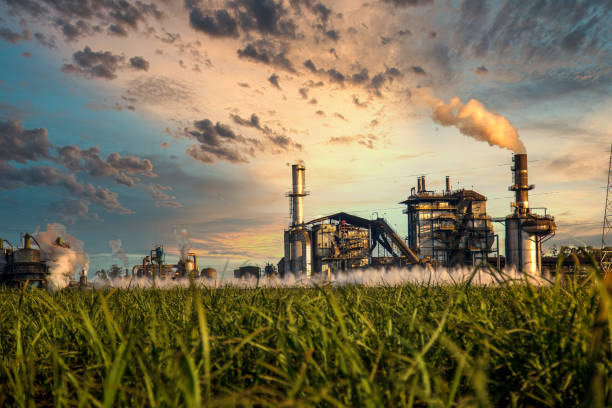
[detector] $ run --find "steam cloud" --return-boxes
[93,266,550,289]
[34,223,90,290]
[174,228,191,261]
[109,238,129,268]
[414,88,526,153]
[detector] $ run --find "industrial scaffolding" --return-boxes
[400,176,498,266]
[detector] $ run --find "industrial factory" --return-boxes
[130,245,217,280]
[279,153,557,276]
[0,233,87,288]
[0,153,558,288]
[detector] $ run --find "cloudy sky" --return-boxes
[0,0,610,272]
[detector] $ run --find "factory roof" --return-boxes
[399,189,487,205]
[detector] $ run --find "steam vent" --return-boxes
[505,154,556,274]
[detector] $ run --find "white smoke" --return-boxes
[109,238,129,268]
[413,88,526,153]
[174,228,191,261]
[34,223,90,290]
[92,266,551,289]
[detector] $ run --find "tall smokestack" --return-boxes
[509,154,533,215]
[290,164,306,226]
[421,176,426,192]
[445,176,450,193]
[417,177,422,193]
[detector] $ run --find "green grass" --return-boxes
[0,271,611,407]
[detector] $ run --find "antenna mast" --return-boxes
[601,144,612,273]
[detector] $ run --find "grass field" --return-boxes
[0,270,611,407]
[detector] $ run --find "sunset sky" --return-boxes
[0,0,610,273]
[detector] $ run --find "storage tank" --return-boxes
[5,234,48,286]
[201,267,217,279]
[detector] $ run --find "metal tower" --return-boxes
[601,144,612,272]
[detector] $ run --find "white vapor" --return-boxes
[92,266,550,289]
[413,88,526,153]
[109,238,129,268]
[34,223,90,290]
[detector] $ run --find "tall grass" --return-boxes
[0,269,610,407]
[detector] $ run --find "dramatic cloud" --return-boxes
[268,72,280,88]
[185,119,253,164]
[2,0,163,41]
[0,163,131,214]
[188,0,297,39]
[56,145,156,187]
[0,120,161,217]
[189,8,239,37]
[62,46,124,79]
[237,41,294,72]
[56,18,91,41]
[0,120,52,164]
[458,1,611,69]
[410,66,426,75]
[230,112,302,151]
[129,56,150,71]
[0,27,31,43]
[185,114,301,164]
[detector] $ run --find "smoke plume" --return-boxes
[174,228,191,261]
[109,238,129,268]
[413,88,526,153]
[34,223,90,290]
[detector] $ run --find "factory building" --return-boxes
[0,234,48,287]
[400,176,497,266]
[281,153,556,277]
[0,233,88,288]
[280,165,421,277]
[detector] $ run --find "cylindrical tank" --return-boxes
[185,260,195,275]
[505,216,540,274]
[13,248,41,263]
[288,229,311,276]
[290,233,302,273]
[200,267,217,279]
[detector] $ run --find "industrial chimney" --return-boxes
[505,154,556,274]
[510,154,532,215]
[290,164,307,226]
[284,164,311,277]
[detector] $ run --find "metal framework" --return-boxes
[601,144,612,272]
